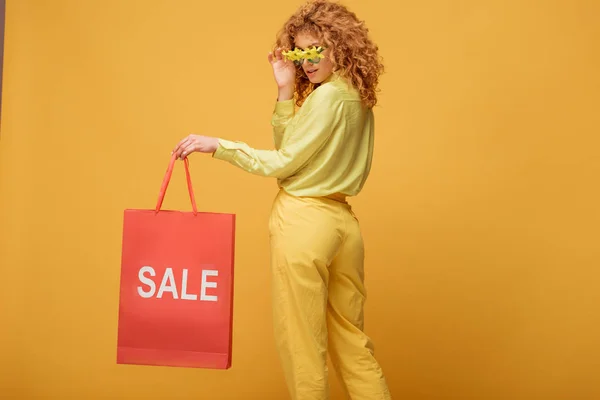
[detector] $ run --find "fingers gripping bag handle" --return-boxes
[154,153,198,215]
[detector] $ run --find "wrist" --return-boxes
[210,137,220,153]
[277,86,294,101]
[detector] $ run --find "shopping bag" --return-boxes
[117,153,235,369]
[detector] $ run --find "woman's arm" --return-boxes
[270,51,296,150]
[172,84,345,180]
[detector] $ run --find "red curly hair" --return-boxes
[274,0,384,109]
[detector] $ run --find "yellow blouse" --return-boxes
[212,73,374,198]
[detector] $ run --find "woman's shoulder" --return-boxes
[306,75,361,106]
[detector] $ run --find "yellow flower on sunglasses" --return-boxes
[282,46,326,65]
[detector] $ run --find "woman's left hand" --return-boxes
[172,134,219,159]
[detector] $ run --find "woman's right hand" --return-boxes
[268,48,296,99]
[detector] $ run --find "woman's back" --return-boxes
[275,74,375,198]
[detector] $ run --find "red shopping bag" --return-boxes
[117,154,235,369]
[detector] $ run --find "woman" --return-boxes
[173,1,391,398]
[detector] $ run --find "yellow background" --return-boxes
[1,0,599,398]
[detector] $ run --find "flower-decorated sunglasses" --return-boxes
[282,46,326,66]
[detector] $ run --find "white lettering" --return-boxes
[157,267,179,299]
[136,266,219,301]
[201,270,218,302]
[137,266,156,298]
[181,269,197,300]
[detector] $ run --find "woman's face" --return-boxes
[293,33,334,84]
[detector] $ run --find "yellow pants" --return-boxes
[269,189,392,400]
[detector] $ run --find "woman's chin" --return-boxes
[306,72,333,84]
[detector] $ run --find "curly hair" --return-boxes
[274,0,384,109]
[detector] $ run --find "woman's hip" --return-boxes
[268,189,357,239]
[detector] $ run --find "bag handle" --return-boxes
[155,153,198,215]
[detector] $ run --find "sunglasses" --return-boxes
[282,46,327,66]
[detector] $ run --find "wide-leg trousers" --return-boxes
[268,189,391,400]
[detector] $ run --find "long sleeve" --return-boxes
[271,99,295,150]
[213,84,345,179]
